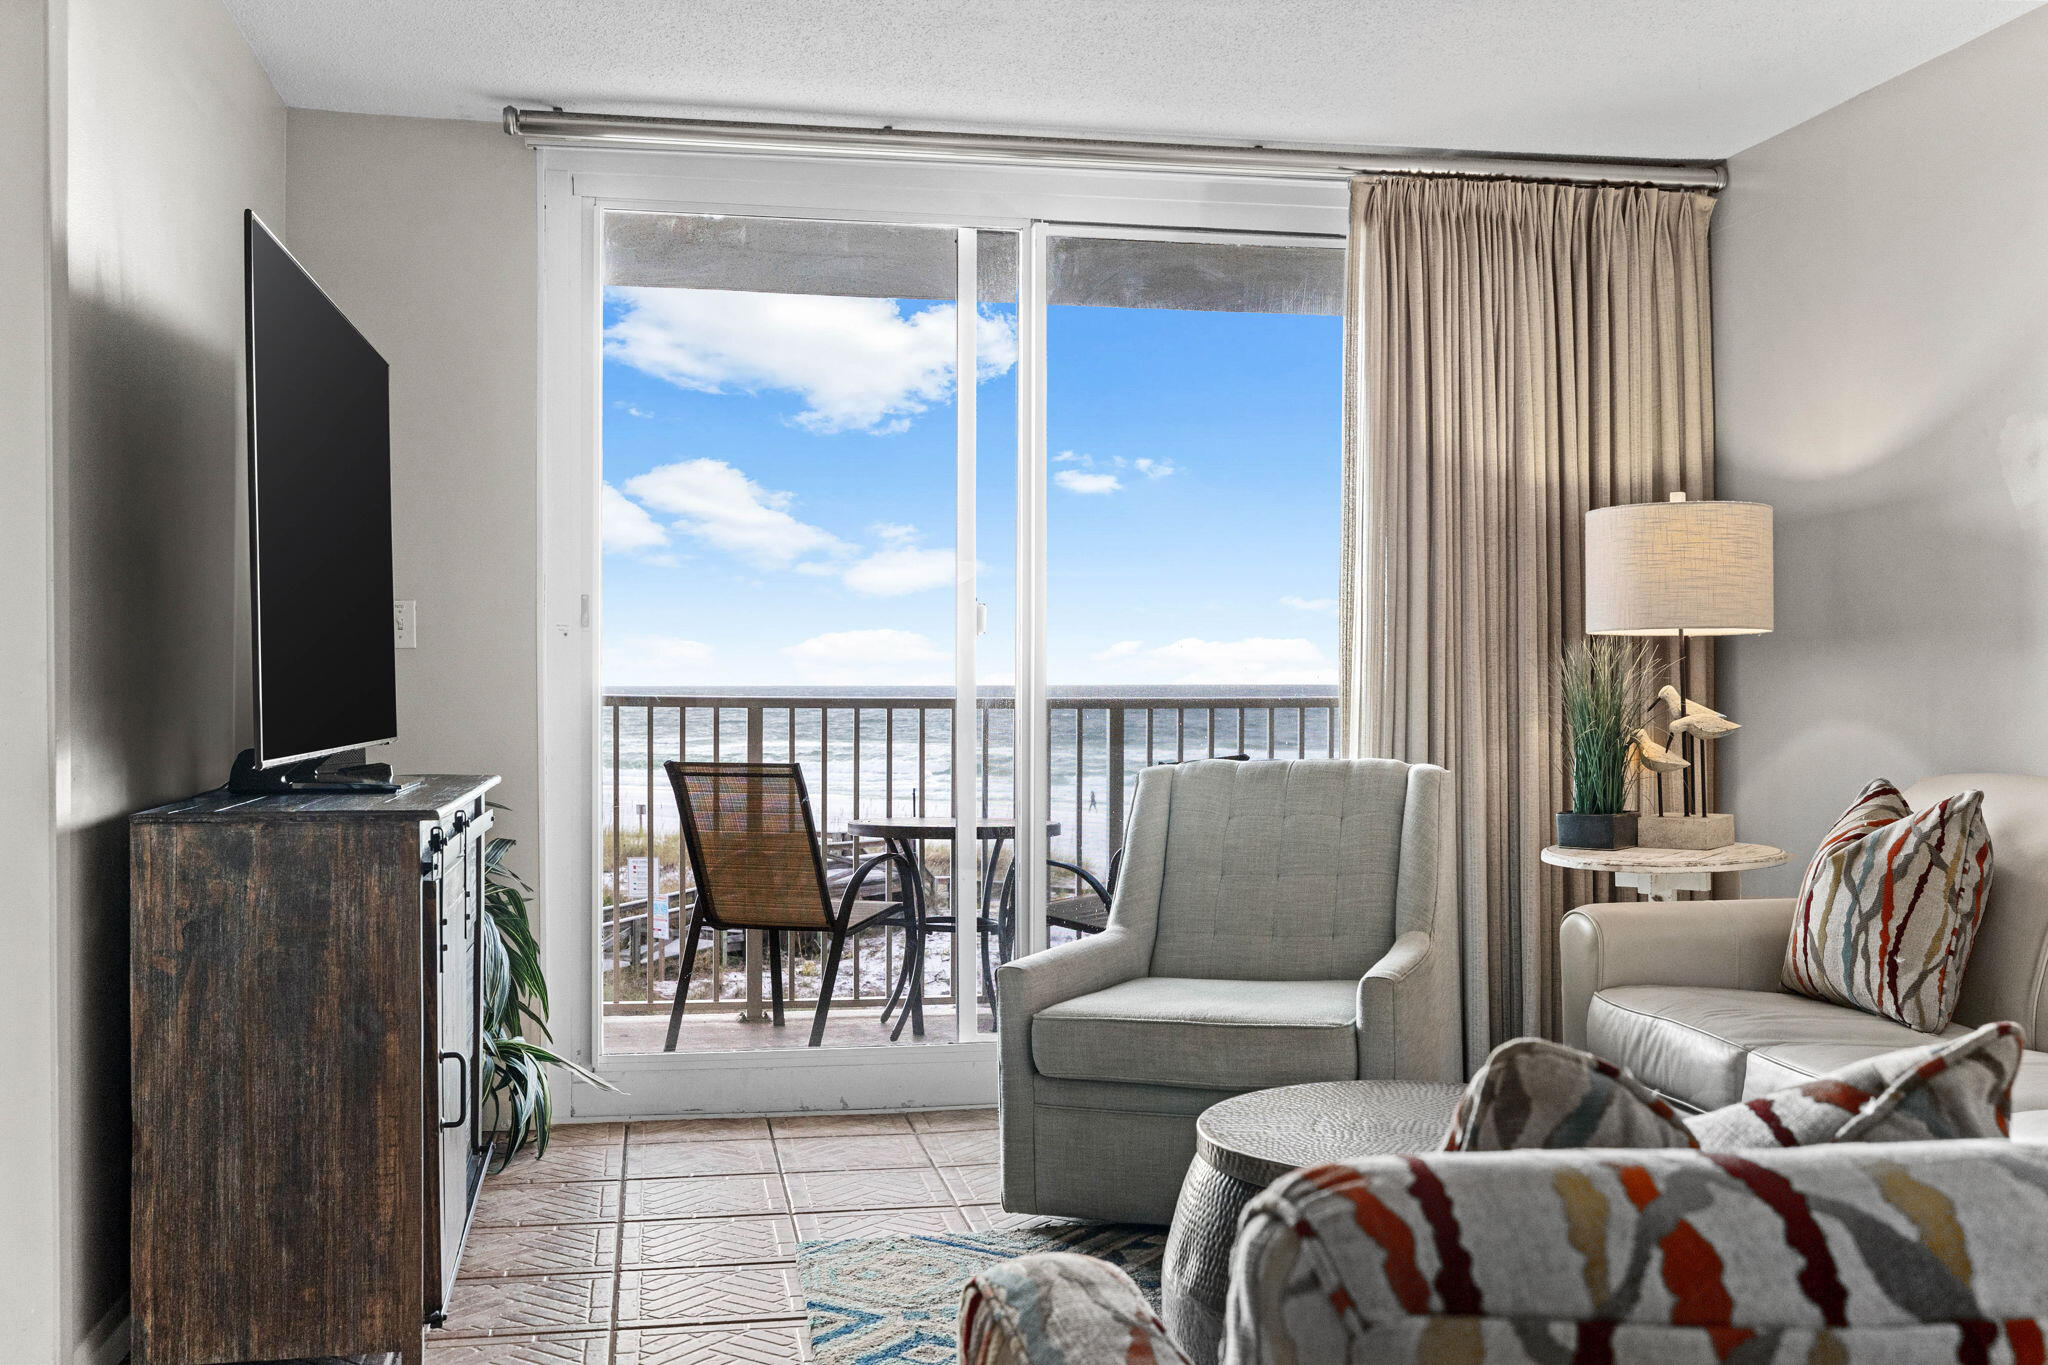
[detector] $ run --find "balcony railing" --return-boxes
[599,687,1340,1024]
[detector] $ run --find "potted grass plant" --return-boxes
[1556,639,1648,849]
[481,830,616,1163]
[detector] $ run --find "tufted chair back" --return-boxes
[1113,758,1448,982]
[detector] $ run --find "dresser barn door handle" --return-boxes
[439,1051,470,1130]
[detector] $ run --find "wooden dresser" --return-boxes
[131,775,499,1365]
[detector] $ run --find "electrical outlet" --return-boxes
[393,599,417,649]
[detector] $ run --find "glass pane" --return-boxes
[1041,235,1345,941]
[596,211,1004,1054]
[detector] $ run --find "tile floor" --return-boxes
[427,1108,1008,1364]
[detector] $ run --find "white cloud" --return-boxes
[841,544,955,596]
[615,459,961,597]
[1051,451,1174,492]
[604,287,1018,435]
[1088,636,1336,685]
[783,628,950,685]
[1055,469,1123,495]
[624,458,849,568]
[602,634,714,685]
[602,482,670,555]
[1280,595,1338,614]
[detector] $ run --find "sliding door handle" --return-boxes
[439,1050,470,1130]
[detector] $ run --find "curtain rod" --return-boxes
[503,107,1726,191]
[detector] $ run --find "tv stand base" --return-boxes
[226,747,402,795]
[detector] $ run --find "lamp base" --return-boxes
[1638,813,1735,851]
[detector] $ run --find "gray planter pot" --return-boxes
[1555,811,1638,850]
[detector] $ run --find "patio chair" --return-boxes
[662,760,920,1049]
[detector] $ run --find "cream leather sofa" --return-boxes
[1561,772,2048,1138]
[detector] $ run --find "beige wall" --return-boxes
[6,75,539,1360]
[19,0,287,1357]
[1714,7,2048,894]
[284,111,541,863]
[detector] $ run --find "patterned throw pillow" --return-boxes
[1443,1037,1696,1151]
[1445,1025,2023,1153]
[1782,779,1994,1030]
[1686,1020,2024,1147]
[959,1252,1191,1365]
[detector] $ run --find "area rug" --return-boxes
[797,1224,1166,1365]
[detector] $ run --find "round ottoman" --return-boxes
[1161,1079,1463,1364]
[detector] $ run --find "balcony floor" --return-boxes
[604,1004,996,1054]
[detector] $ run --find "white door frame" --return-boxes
[535,145,1346,1117]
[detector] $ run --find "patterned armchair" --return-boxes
[963,1139,2048,1364]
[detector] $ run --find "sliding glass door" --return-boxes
[539,149,1347,1114]
[597,211,1021,1062]
[1037,230,1346,952]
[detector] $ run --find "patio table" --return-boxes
[846,816,1072,1036]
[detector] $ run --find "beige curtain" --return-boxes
[1338,175,1718,1069]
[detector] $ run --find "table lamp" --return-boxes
[1584,493,1773,849]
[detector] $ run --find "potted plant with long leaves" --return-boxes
[481,831,616,1163]
[1556,639,1650,849]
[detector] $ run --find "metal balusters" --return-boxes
[600,691,1336,1025]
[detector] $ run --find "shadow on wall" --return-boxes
[1721,395,2048,895]
[64,289,245,1325]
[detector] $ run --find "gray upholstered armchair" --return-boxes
[996,757,1460,1225]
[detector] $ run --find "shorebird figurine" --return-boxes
[1633,727,1689,817]
[1656,685,1741,739]
[1633,728,1690,772]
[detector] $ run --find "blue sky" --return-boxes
[600,285,1341,688]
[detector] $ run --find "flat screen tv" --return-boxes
[234,210,399,792]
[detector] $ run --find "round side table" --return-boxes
[1162,1079,1463,1365]
[1541,841,1789,901]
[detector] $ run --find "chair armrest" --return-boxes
[960,1252,1191,1365]
[1559,897,1795,1049]
[1355,929,1460,1082]
[1224,1140,2048,1365]
[996,930,1150,1214]
[995,927,1148,1021]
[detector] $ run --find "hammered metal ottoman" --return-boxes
[1161,1079,1463,1364]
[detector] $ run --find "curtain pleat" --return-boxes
[1337,175,1718,1069]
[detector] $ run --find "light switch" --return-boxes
[393,599,418,649]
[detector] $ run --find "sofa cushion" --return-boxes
[1782,779,1993,1031]
[1588,984,1961,1110]
[1031,977,1359,1089]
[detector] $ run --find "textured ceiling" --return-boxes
[223,0,2039,161]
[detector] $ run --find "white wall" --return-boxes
[0,6,66,1360]
[3,0,286,1358]
[1714,7,2048,894]
[284,111,541,866]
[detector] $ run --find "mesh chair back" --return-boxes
[667,761,834,930]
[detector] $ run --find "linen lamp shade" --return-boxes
[1585,497,1773,636]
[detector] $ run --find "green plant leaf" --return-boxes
[480,822,621,1168]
